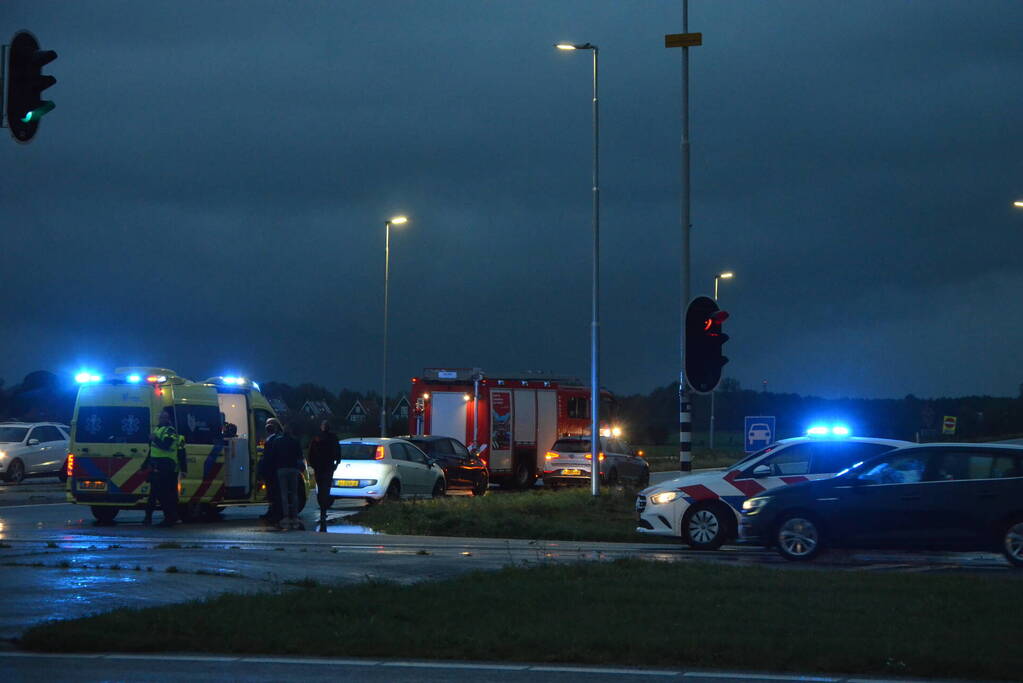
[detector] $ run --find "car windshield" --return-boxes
[727,444,779,471]
[0,427,28,443]
[340,443,380,460]
[552,439,591,453]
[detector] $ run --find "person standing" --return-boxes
[274,422,306,530]
[307,420,340,531]
[145,408,185,527]
[258,418,284,525]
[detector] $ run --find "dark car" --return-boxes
[739,443,1023,566]
[400,435,489,496]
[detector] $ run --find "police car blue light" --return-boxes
[75,371,102,383]
[831,425,850,436]
[126,374,142,383]
[807,425,829,436]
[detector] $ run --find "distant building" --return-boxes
[345,399,369,424]
[301,400,333,419]
[390,396,410,420]
[268,397,290,417]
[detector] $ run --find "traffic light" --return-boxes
[6,31,58,143]
[685,295,729,393]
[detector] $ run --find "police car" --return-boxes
[636,428,911,549]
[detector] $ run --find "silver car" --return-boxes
[0,422,71,483]
[542,435,650,488]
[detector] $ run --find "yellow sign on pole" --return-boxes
[665,33,703,48]
[942,416,957,435]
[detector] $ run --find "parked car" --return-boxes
[330,437,446,502]
[739,443,1023,566]
[637,434,911,549]
[400,435,489,496]
[0,422,70,483]
[543,435,650,489]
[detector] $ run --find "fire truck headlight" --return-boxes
[649,491,681,505]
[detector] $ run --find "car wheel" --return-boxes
[385,480,401,501]
[432,478,446,498]
[1002,517,1023,568]
[5,459,25,484]
[90,506,119,523]
[472,473,489,496]
[775,513,823,561]
[682,504,728,550]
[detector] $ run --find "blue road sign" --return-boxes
[744,416,776,453]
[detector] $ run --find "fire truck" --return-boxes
[408,368,614,489]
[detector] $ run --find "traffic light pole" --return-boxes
[679,0,693,473]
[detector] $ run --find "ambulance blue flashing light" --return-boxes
[75,371,102,384]
[222,376,247,386]
[807,424,851,437]
[127,374,142,383]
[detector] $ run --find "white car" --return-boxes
[636,432,912,549]
[0,422,71,484]
[330,437,446,502]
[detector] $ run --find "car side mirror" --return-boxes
[427,458,437,467]
[28,438,39,446]
[751,464,771,478]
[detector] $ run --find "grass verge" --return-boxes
[351,487,648,543]
[20,559,1022,680]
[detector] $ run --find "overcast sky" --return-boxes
[3,1,1022,400]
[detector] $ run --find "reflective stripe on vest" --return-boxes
[150,426,184,461]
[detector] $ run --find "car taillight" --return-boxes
[66,453,75,478]
[584,453,606,461]
[375,446,385,460]
[545,451,559,460]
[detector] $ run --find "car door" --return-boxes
[430,438,461,484]
[931,450,1018,545]
[400,442,435,494]
[23,427,49,473]
[734,443,815,495]
[830,450,935,546]
[387,442,413,495]
[34,425,68,473]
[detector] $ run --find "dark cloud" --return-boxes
[2,0,1022,401]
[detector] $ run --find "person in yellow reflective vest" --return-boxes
[144,408,186,527]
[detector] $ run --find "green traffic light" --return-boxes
[20,101,56,123]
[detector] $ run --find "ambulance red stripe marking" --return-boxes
[107,457,130,478]
[723,470,766,497]
[190,463,223,503]
[678,484,717,500]
[120,468,150,494]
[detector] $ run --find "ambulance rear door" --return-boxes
[217,390,251,498]
[171,384,224,505]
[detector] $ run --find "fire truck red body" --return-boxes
[408,368,613,489]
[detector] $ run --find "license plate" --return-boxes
[334,479,359,487]
[561,469,582,476]
[78,480,107,491]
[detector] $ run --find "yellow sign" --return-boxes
[665,33,703,48]
[942,416,957,435]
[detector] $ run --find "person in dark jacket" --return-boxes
[273,422,306,530]
[307,420,340,531]
[258,418,284,525]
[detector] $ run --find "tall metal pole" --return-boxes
[381,220,391,437]
[710,275,719,449]
[679,0,693,473]
[590,46,601,497]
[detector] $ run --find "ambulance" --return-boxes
[408,368,615,489]
[66,368,312,523]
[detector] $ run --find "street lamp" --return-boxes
[710,271,733,449]
[555,40,601,496]
[381,215,409,437]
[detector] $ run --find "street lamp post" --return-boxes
[710,271,733,449]
[556,41,601,497]
[381,215,409,437]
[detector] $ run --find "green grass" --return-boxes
[19,559,1022,680]
[352,487,648,543]
[639,443,743,472]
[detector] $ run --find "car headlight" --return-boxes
[742,496,770,514]
[0,450,6,461]
[649,491,681,505]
